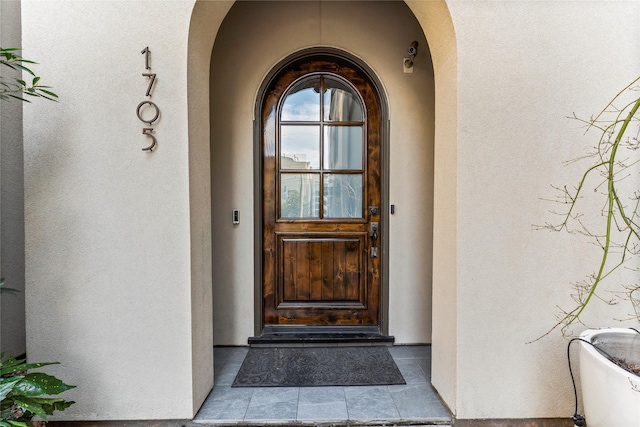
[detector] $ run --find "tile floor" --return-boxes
[194,345,452,425]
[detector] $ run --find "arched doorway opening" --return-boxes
[187,0,458,413]
[207,0,436,345]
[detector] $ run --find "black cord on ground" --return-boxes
[571,414,586,427]
[567,338,588,426]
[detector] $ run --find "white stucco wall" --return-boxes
[18,0,640,422]
[22,0,209,419]
[0,0,26,358]
[210,1,435,346]
[445,0,640,419]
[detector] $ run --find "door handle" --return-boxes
[370,222,379,243]
[370,222,379,258]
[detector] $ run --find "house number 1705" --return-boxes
[137,47,159,151]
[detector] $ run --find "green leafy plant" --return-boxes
[1,46,67,426]
[0,47,57,102]
[539,77,640,336]
[0,354,75,426]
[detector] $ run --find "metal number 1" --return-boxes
[141,46,151,70]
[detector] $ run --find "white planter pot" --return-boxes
[579,328,640,427]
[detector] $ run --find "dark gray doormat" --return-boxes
[232,346,406,387]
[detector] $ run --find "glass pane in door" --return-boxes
[324,126,363,170]
[324,78,363,121]
[281,77,321,122]
[323,174,363,218]
[281,125,320,169]
[281,173,320,218]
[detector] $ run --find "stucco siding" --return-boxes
[22,0,197,419]
[448,0,640,419]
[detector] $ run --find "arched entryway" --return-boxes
[207,0,435,345]
[187,0,458,414]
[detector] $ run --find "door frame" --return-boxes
[253,47,390,336]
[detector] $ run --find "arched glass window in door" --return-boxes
[278,74,365,219]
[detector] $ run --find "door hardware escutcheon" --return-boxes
[369,206,379,215]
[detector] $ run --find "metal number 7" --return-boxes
[142,73,156,97]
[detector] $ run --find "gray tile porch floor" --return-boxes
[193,345,452,426]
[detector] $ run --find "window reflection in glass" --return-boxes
[281,125,320,169]
[281,173,321,218]
[281,77,321,122]
[324,126,363,170]
[324,78,363,122]
[324,174,363,218]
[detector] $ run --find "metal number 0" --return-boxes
[136,100,159,125]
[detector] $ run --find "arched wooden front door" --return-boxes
[261,57,382,327]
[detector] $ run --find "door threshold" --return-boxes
[248,325,395,347]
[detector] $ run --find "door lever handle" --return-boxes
[370,222,379,243]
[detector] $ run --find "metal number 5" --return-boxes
[142,128,157,152]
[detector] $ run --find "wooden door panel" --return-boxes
[278,234,367,308]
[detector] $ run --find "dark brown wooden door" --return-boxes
[262,58,381,326]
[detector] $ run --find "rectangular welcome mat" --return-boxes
[232,346,406,387]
